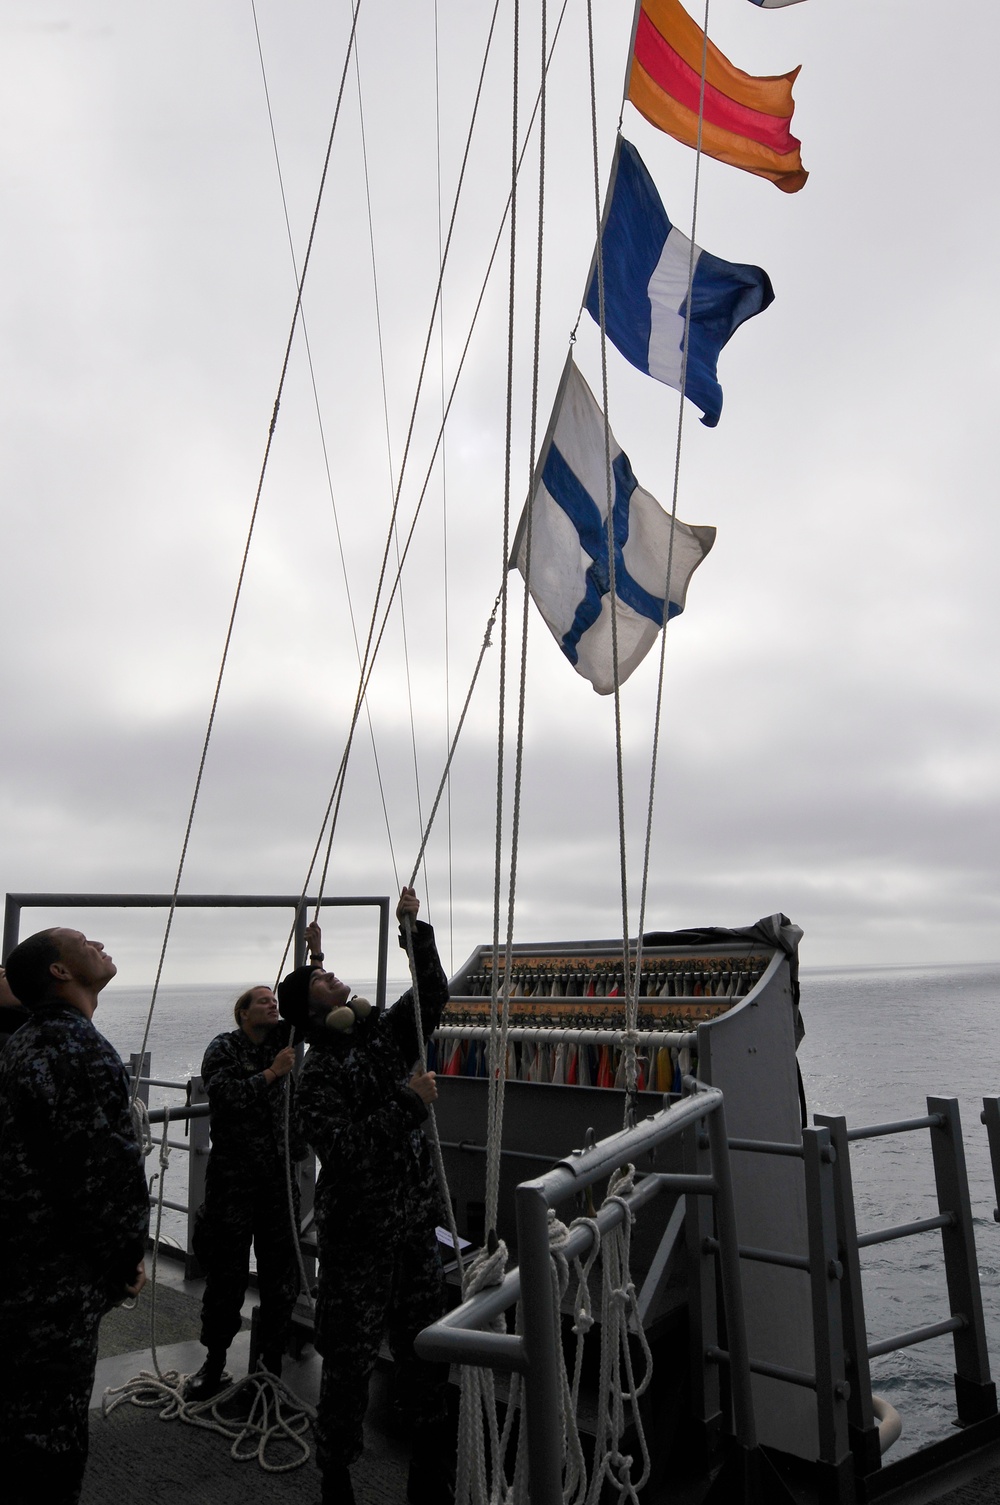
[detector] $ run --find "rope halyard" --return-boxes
[273,3,573,962]
[128,0,365,1107]
[631,0,712,1060]
[401,913,467,1285]
[585,0,638,1121]
[451,2,526,1497]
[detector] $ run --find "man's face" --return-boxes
[240,986,280,1032]
[52,929,117,991]
[308,968,351,1026]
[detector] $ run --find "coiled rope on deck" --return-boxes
[103,1109,317,1469]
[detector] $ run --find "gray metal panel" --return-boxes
[434,1077,685,1321]
[698,952,817,1458]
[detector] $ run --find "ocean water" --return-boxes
[796,961,1000,1456]
[94,961,1000,1459]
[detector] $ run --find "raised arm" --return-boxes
[391,888,449,1062]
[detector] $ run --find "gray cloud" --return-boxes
[2,1,999,985]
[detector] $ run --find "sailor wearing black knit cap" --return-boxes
[278,887,454,1505]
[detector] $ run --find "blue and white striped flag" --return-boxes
[586,138,774,426]
[513,359,715,694]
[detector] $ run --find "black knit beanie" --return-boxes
[277,965,316,1031]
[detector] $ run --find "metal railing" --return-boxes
[705,1124,853,1501]
[816,1097,997,1479]
[416,1085,759,1505]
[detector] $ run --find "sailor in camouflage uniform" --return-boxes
[280,887,453,1505]
[0,928,149,1505]
[185,983,307,1398]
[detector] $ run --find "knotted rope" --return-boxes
[584,1167,653,1505]
[455,1239,515,1505]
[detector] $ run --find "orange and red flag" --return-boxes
[628,0,807,193]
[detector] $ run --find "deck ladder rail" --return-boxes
[707,1125,854,1505]
[817,1095,996,1484]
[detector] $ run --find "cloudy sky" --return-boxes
[1,0,998,986]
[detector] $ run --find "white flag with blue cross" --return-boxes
[512,358,715,694]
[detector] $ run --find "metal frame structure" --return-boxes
[1,891,393,1012]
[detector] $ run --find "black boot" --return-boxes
[259,1349,283,1378]
[320,1461,356,1505]
[407,1422,455,1505]
[407,1457,455,1505]
[183,1351,231,1402]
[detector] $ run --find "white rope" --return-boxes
[130,1095,154,1161]
[127,0,365,1108]
[105,1107,316,1471]
[584,1167,653,1504]
[547,1211,600,1505]
[102,1368,315,1473]
[584,0,637,1120]
[629,1,714,1091]
[455,1240,513,1505]
[402,914,468,1286]
[280,1027,316,1316]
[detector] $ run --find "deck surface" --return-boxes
[84,1258,409,1505]
[82,1256,1000,1505]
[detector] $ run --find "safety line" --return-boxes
[433,0,456,971]
[129,0,364,1102]
[253,0,400,893]
[302,0,506,925]
[586,0,637,1105]
[631,0,712,1031]
[484,0,522,1239]
[294,2,572,938]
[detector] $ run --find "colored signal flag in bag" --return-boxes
[628,0,807,192]
[512,358,715,695]
[586,137,773,427]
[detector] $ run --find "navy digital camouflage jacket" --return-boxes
[0,1005,149,1304]
[294,921,449,1245]
[201,1020,307,1178]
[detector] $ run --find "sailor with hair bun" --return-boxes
[279,886,454,1505]
[184,979,308,1401]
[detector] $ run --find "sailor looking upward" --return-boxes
[184,981,307,1400]
[0,928,150,1505]
[279,886,455,1505]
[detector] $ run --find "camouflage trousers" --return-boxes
[194,1164,301,1361]
[313,1219,449,1470]
[0,1276,107,1504]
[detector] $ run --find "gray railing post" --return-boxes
[926,1096,997,1425]
[515,1175,567,1505]
[980,1097,1000,1225]
[185,1075,210,1279]
[706,1096,757,1453]
[686,1111,722,1463]
[802,1126,854,1503]
[814,1113,880,1476]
